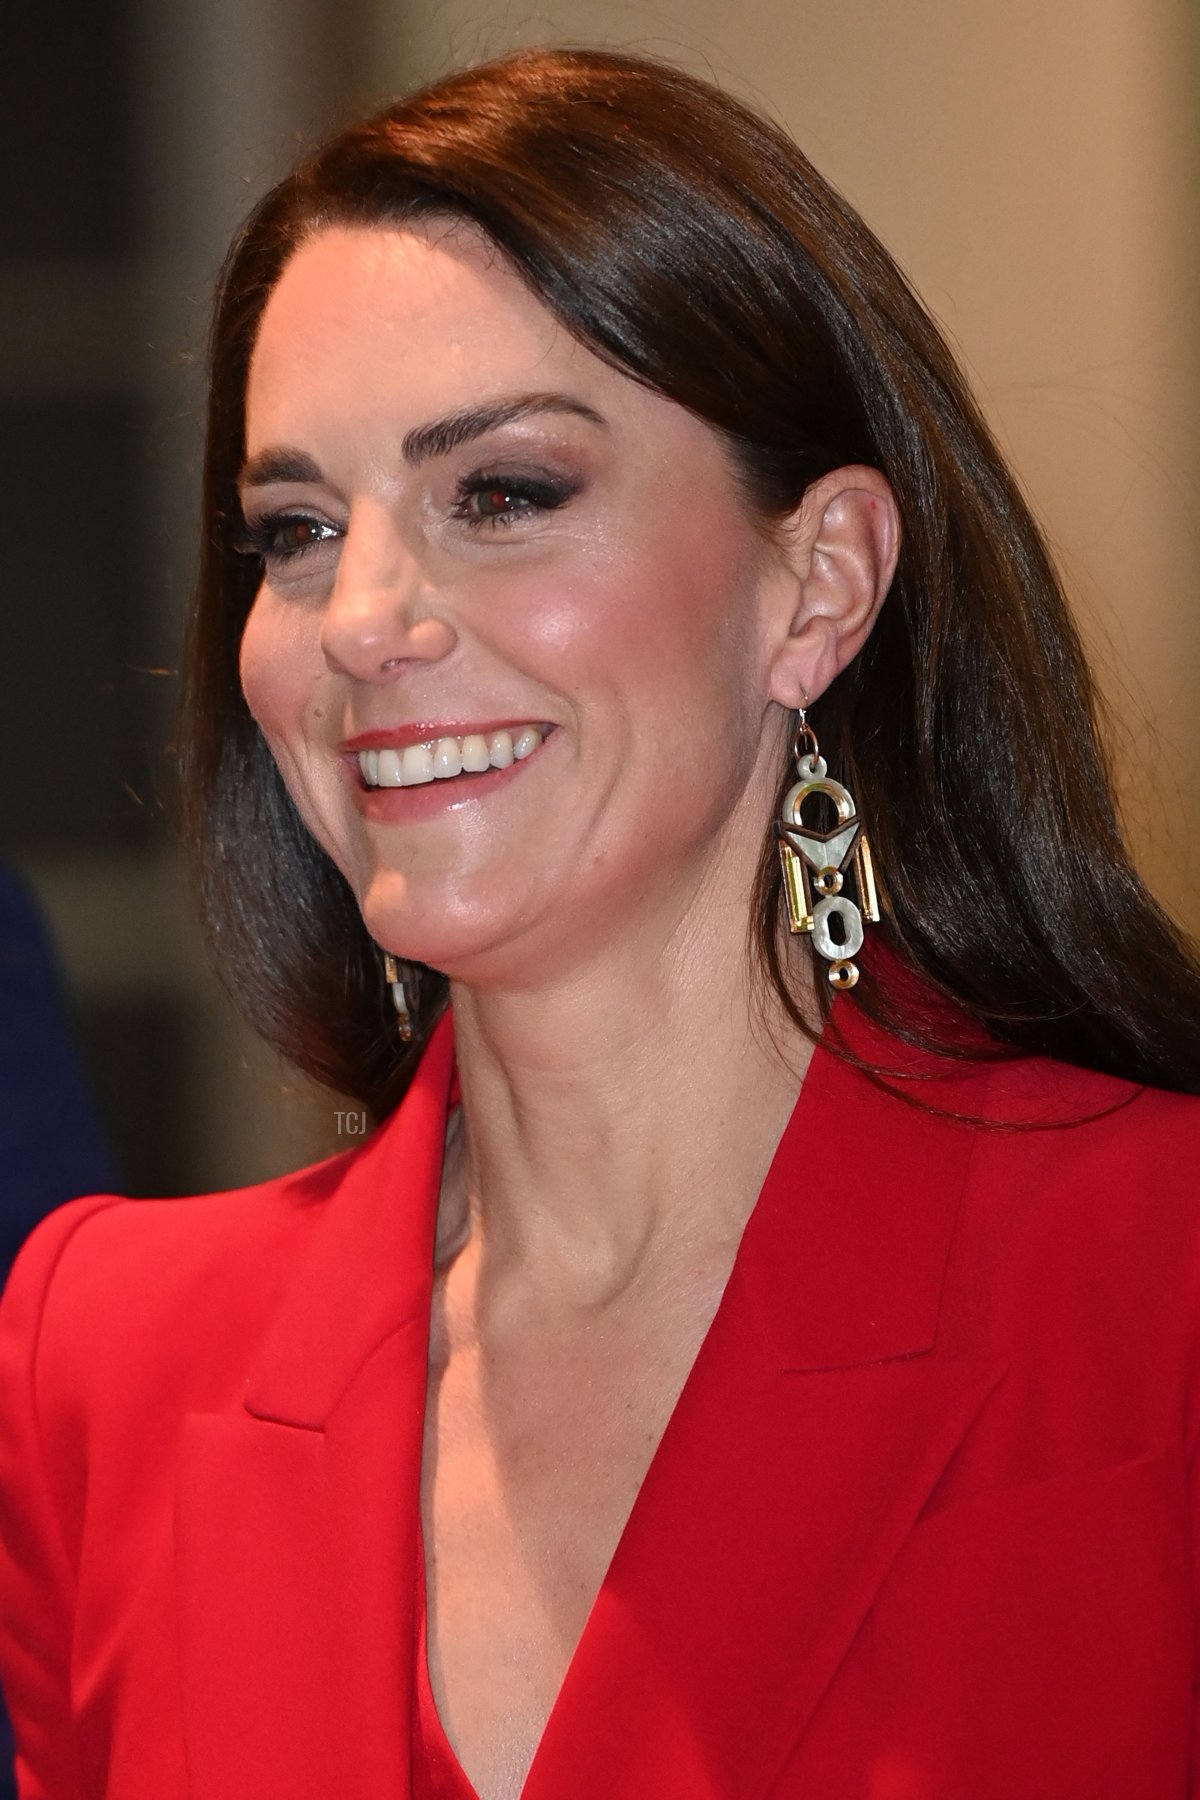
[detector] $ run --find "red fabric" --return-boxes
[2,1002,1200,1798]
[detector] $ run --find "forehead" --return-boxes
[247,221,617,440]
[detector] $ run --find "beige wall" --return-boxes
[364,0,1200,929]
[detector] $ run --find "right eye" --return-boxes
[236,513,342,565]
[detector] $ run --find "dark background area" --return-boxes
[2,0,179,1198]
[1,0,368,1203]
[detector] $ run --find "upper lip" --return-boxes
[339,720,553,754]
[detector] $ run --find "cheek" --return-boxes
[238,597,350,868]
[500,502,757,694]
[238,594,322,743]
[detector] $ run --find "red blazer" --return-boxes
[2,1002,1200,1799]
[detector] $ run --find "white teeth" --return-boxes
[401,743,434,785]
[432,737,463,779]
[357,725,547,788]
[376,748,403,787]
[460,734,490,773]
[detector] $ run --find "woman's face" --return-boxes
[239,222,799,986]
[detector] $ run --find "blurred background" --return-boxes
[4,0,1199,1205]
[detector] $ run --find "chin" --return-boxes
[358,874,540,984]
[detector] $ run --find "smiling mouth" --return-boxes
[357,724,550,788]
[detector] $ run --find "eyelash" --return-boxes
[236,469,578,566]
[235,514,338,564]
[452,470,577,527]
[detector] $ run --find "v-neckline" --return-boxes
[407,983,991,1800]
[412,1042,816,1800]
[414,1517,482,1800]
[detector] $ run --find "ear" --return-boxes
[764,465,900,711]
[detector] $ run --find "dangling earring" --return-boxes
[382,951,418,1041]
[773,709,880,990]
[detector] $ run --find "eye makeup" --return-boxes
[449,468,580,529]
[235,459,584,568]
[235,513,341,565]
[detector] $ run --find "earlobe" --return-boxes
[766,465,900,711]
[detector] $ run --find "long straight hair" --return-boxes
[180,46,1200,1114]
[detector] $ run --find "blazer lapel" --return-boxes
[175,1012,456,1800]
[523,1010,1006,1800]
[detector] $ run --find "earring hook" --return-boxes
[791,705,821,777]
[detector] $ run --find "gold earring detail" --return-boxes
[382,952,417,1041]
[774,711,879,989]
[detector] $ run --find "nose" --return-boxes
[320,515,457,682]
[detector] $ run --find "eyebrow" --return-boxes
[238,392,607,491]
[402,393,607,465]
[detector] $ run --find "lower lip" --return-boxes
[344,731,555,822]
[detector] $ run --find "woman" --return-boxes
[2,44,1200,1800]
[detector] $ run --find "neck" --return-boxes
[440,913,818,1306]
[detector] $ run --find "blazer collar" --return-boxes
[739,997,986,1370]
[175,1011,457,1799]
[243,1005,456,1429]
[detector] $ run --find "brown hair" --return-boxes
[181,45,1200,1114]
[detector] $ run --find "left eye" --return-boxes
[452,472,576,528]
[468,485,528,519]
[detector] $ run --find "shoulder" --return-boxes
[0,1142,360,1422]
[944,1055,1200,1358]
[0,1011,456,1444]
[846,986,1200,1242]
[968,1052,1200,1203]
[5,1140,358,1304]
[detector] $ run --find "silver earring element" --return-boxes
[773,710,880,990]
[382,952,417,1041]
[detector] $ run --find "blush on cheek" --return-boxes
[237,605,272,730]
[238,598,316,739]
[514,536,736,668]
